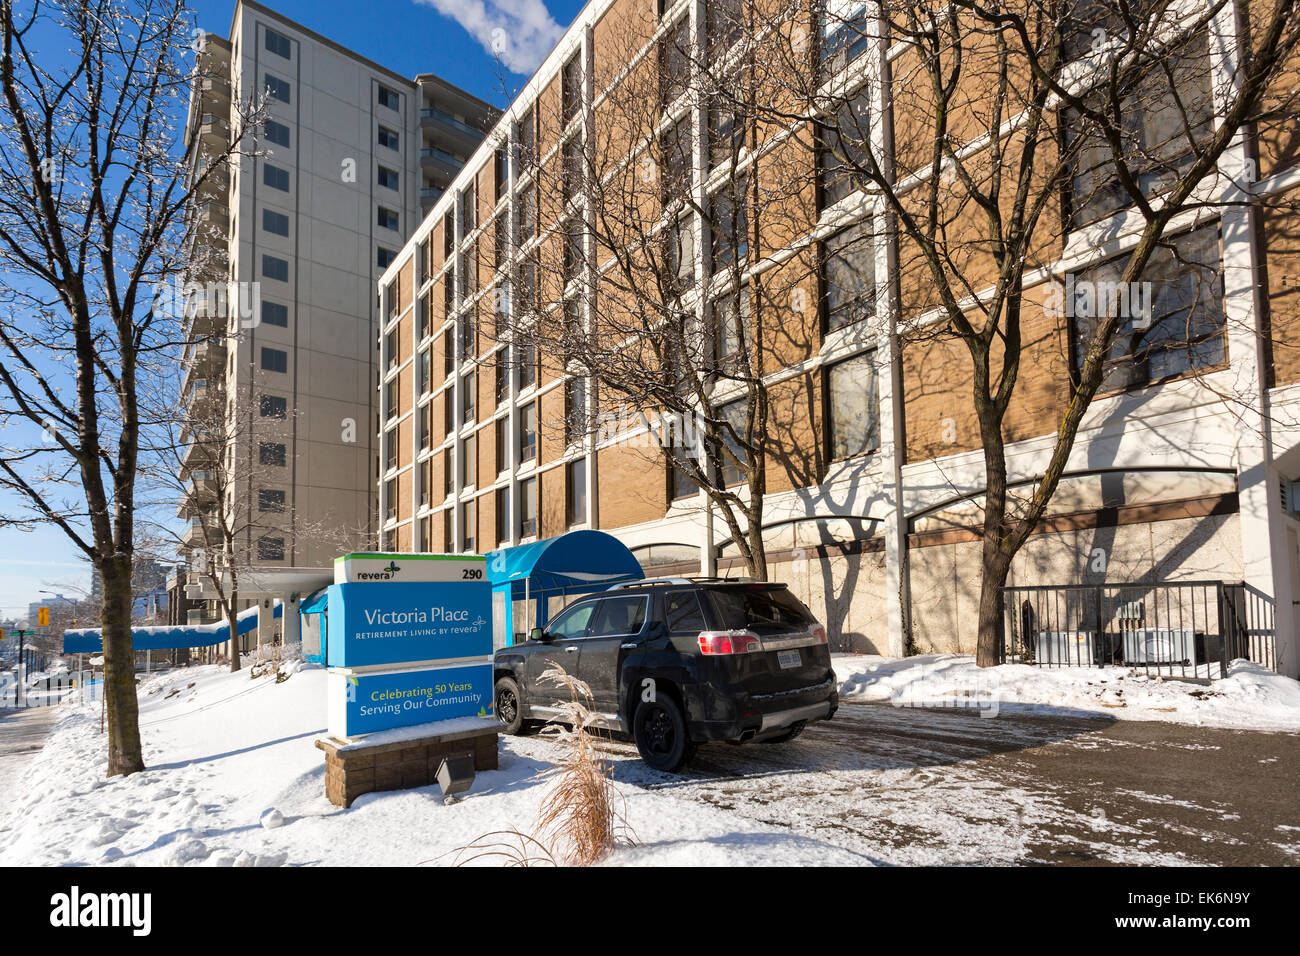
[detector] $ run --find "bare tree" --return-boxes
[0,0,262,772]
[745,0,1300,663]
[495,0,825,578]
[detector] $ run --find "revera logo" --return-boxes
[49,886,151,936]
[357,560,401,581]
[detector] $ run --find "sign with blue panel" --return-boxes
[327,661,494,738]
[324,580,491,669]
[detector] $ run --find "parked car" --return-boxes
[492,578,838,771]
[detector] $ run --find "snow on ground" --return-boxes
[834,654,1300,731]
[0,663,867,867]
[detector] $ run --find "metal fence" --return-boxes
[0,670,103,709]
[1000,581,1276,679]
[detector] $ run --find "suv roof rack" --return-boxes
[606,575,763,591]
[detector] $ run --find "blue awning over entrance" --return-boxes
[486,531,645,642]
[486,529,644,601]
[62,600,282,653]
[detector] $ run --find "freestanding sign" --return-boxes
[323,552,492,739]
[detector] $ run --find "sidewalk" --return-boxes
[0,708,58,805]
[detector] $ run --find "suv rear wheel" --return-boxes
[633,695,696,772]
[495,676,535,736]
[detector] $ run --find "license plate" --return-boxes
[777,649,801,670]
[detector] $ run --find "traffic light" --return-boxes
[37,606,50,627]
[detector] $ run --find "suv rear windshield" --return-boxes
[706,586,814,634]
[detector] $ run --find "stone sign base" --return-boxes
[315,716,500,808]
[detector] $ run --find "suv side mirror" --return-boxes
[529,626,548,642]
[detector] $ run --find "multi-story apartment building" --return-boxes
[377,0,1300,677]
[178,0,495,600]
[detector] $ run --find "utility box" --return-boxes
[1033,630,1101,665]
[1122,628,1197,665]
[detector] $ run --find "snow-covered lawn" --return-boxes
[2,653,1296,867]
[834,654,1300,731]
[0,663,866,867]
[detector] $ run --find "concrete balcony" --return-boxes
[419,108,483,157]
[181,516,219,549]
[420,145,463,189]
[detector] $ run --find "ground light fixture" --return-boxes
[435,754,476,804]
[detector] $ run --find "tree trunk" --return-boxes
[227,599,241,673]
[975,538,1013,668]
[100,558,144,776]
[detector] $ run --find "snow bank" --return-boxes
[0,662,870,867]
[834,653,1300,731]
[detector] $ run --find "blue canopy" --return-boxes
[486,530,644,601]
[299,587,329,615]
[62,600,282,653]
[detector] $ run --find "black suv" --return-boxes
[492,578,838,771]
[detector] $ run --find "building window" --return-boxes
[444,327,455,376]
[718,400,746,486]
[259,394,287,418]
[377,165,399,190]
[417,290,428,342]
[461,432,477,487]
[658,16,690,107]
[708,95,744,170]
[260,347,287,373]
[562,51,582,124]
[261,301,289,328]
[495,417,509,473]
[518,402,537,462]
[262,208,289,237]
[418,348,431,394]
[264,28,291,58]
[420,458,432,505]
[258,489,286,513]
[495,487,509,544]
[824,221,875,331]
[669,458,699,499]
[262,163,290,191]
[820,89,870,209]
[566,458,587,526]
[263,73,291,104]
[257,536,285,561]
[518,182,537,240]
[461,498,477,553]
[461,182,477,234]
[385,378,397,420]
[563,217,584,285]
[378,125,400,150]
[419,403,431,450]
[264,119,290,148]
[517,107,537,169]
[661,113,693,199]
[1069,224,1226,392]
[444,446,455,496]
[377,206,400,231]
[262,254,289,282]
[377,247,396,268]
[385,478,397,520]
[562,135,584,205]
[385,329,398,370]
[668,215,695,294]
[462,371,476,424]
[494,147,508,201]
[827,350,879,461]
[706,0,743,59]
[384,428,398,472]
[712,287,751,366]
[517,342,537,391]
[710,180,748,271]
[820,0,870,74]
[378,85,401,110]
[564,377,586,445]
[259,442,286,467]
[1064,32,1211,229]
[519,476,538,538]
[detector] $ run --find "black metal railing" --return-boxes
[1000,581,1276,679]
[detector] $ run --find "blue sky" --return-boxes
[0,0,585,620]
[193,0,590,105]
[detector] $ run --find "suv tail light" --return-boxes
[697,630,761,655]
[810,623,827,645]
